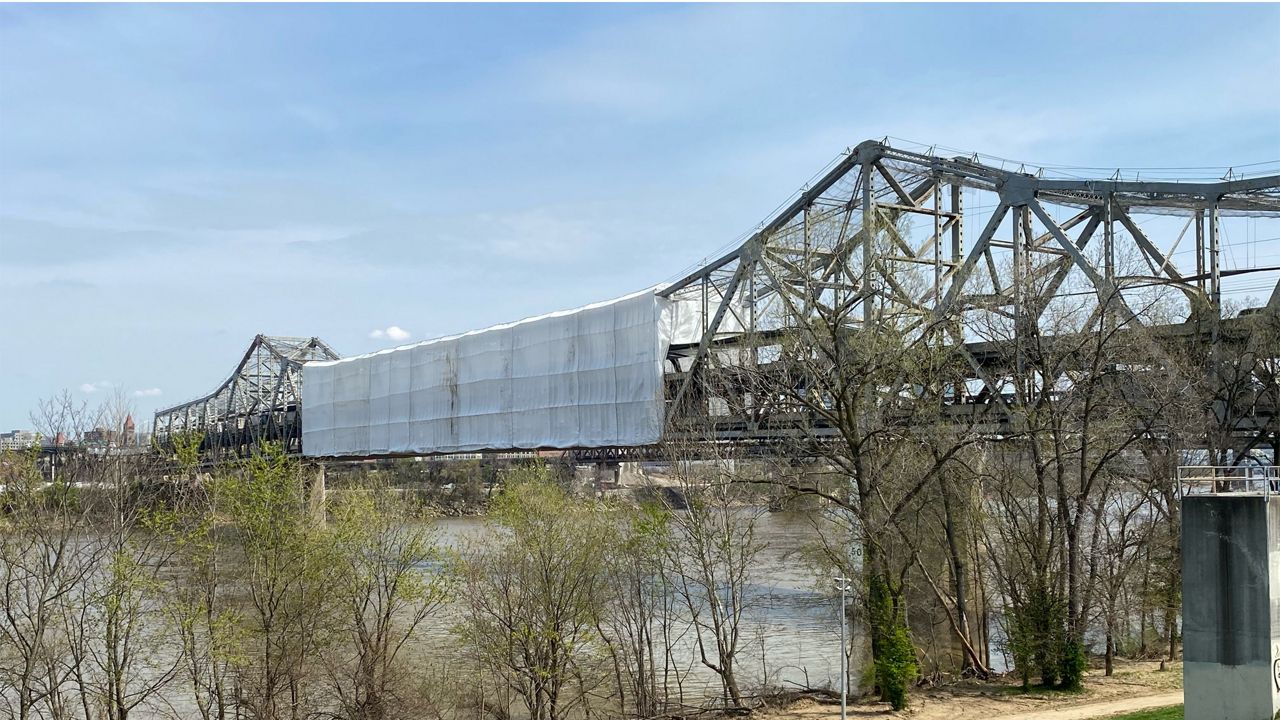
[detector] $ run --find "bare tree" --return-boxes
[155,431,244,720]
[324,482,450,720]
[662,448,766,710]
[1,401,105,720]
[596,501,685,718]
[456,464,612,720]
[214,444,342,719]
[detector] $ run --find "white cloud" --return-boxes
[369,326,410,342]
[79,381,113,394]
[133,387,162,398]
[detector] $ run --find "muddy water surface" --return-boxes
[428,510,851,697]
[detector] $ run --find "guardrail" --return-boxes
[1178,465,1279,497]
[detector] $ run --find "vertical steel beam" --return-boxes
[1012,205,1029,394]
[1103,194,1116,332]
[1012,204,1024,318]
[1208,202,1221,312]
[1103,195,1115,283]
[933,173,943,300]
[1207,201,1223,464]
[950,183,963,265]
[1195,211,1206,295]
[803,203,813,319]
[861,159,874,325]
[701,274,709,335]
[948,180,965,403]
[748,265,758,366]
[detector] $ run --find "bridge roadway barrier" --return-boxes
[1182,471,1280,719]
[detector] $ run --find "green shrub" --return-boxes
[1007,582,1084,690]
[868,574,918,710]
[875,622,917,710]
[1058,635,1087,691]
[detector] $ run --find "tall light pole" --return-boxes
[834,576,853,720]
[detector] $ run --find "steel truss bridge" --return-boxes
[153,335,337,456]
[155,140,1280,462]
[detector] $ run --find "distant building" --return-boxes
[123,414,136,446]
[0,429,40,451]
[82,427,112,446]
[82,415,140,448]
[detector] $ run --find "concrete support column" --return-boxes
[593,462,620,487]
[1182,495,1280,719]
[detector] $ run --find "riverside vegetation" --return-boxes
[1,424,1214,719]
[0,430,798,720]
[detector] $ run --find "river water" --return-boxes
[430,510,850,696]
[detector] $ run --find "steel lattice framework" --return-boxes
[654,140,1280,459]
[153,335,338,457]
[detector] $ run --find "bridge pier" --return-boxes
[1182,492,1280,719]
[596,462,620,486]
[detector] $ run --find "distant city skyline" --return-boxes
[2,3,1278,429]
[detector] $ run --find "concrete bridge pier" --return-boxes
[1183,493,1280,720]
[596,462,620,486]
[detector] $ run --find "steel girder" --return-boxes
[152,335,339,457]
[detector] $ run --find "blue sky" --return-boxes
[2,3,1278,430]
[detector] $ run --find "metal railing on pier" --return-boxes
[1178,465,1280,497]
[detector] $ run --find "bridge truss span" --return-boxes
[660,140,1280,456]
[153,335,339,457]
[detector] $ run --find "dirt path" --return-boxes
[764,659,1184,720]
[773,689,1182,720]
[991,691,1182,719]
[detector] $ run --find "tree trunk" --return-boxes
[939,473,976,673]
[1105,624,1114,677]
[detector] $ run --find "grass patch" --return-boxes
[1095,706,1182,720]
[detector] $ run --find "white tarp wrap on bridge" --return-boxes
[301,289,688,457]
